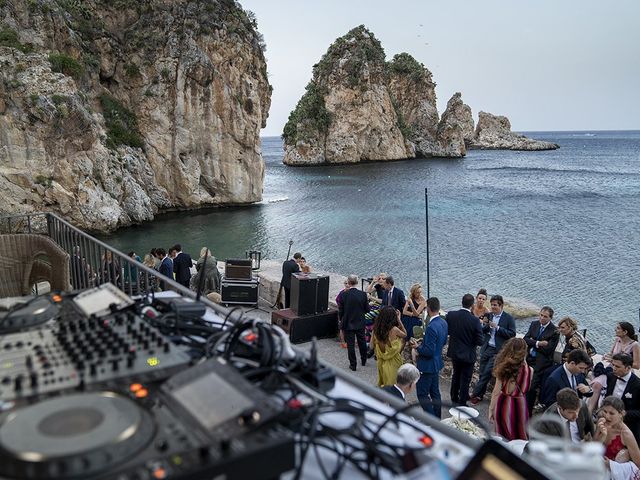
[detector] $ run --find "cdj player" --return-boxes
[0,285,296,480]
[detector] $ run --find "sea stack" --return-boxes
[387,54,466,158]
[470,112,559,151]
[0,0,271,232]
[282,26,413,166]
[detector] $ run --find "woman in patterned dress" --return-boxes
[557,316,588,361]
[489,338,533,440]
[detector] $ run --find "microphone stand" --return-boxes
[195,249,209,302]
[271,240,293,309]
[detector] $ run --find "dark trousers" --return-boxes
[417,372,442,418]
[472,345,497,399]
[451,359,475,405]
[526,362,552,415]
[283,287,291,308]
[344,328,367,368]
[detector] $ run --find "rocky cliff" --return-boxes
[469,112,559,150]
[0,0,271,232]
[282,26,413,166]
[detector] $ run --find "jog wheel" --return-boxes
[0,392,155,479]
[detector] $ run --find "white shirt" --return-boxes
[393,385,406,400]
[558,408,581,443]
[488,313,501,347]
[563,364,577,390]
[613,371,632,399]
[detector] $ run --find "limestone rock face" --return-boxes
[283,26,413,165]
[433,92,473,157]
[387,53,440,157]
[471,112,559,151]
[0,0,270,232]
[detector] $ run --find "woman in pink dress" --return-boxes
[489,338,533,440]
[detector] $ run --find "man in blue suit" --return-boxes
[154,248,173,290]
[413,297,448,418]
[470,295,516,405]
[540,349,593,407]
[380,276,406,312]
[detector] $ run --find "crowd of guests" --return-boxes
[70,244,223,300]
[335,274,640,479]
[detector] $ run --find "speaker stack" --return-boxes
[272,273,336,343]
[221,259,259,305]
[290,273,329,315]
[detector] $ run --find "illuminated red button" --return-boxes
[135,388,148,398]
[419,435,433,447]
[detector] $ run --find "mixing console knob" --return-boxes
[14,375,23,391]
[25,355,33,369]
[155,440,169,452]
[163,343,170,353]
[30,373,38,388]
[199,446,210,460]
[89,364,97,376]
[127,356,135,368]
[111,359,119,371]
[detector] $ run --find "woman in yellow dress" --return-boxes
[372,306,407,387]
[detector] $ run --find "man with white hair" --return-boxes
[339,274,370,371]
[382,364,420,401]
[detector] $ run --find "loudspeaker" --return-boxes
[224,259,253,281]
[271,308,338,344]
[290,274,329,315]
[221,278,259,305]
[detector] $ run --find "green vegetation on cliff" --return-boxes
[387,52,427,82]
[49,53,83,79]
[313,25,385,87]
[0,27,33,53]
[282,82,332,144]
[99,94,143,149]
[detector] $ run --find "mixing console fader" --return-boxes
[0,288,192,403]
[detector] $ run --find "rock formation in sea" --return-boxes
[283,26,558,165]
[282,26,414,166]
[469,112,559,151]
[0,0,270,232]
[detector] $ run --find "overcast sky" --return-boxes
[239,0,640,136]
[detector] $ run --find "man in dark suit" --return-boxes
[338,275,370,371]
[154,248,173,290]
[172,244,193,288]
[380,276,406,311]
[537,388,595,441]
[446,293,484,406]
[281,252,301,308]
[524,306,560,414]
[605,353,640,440]
[470,295,516,404]
[540,349,593,407]
[381,363,420,402]
[413,297,448,418]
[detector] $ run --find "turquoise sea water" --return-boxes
[101,131,640,350]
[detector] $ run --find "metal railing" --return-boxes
[0,212,234,319]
